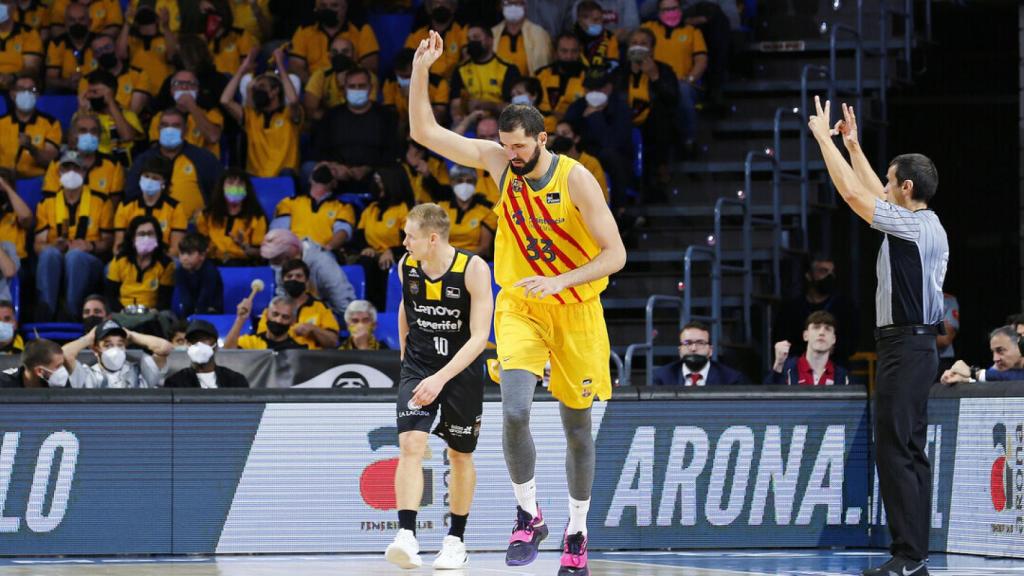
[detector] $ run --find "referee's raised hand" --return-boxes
[807,95,833,142]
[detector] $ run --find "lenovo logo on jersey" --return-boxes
[546,192,561,204]
[445,286,461,299]
[413,302,462,318]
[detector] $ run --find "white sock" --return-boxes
[512,478,538,518]
[567,497,590,536]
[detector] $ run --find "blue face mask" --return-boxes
[159,126,183,148]
[346,89,369,107]
[77,133,99,153]
[0,322,14,342]
[139,175,163,197]
[14,91,36,112]
[396,76,411,89]
[0,5,9,25]
[585,23,603,37]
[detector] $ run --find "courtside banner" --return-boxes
[944,397,1024,558]
[587,400,872,548]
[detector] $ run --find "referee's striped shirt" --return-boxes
[871,198,949,328]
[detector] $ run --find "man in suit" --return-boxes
[653,321,748,385]
[164,319,249,388]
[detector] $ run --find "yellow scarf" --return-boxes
[54,186,94,239]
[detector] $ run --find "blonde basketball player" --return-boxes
[409,30,626,576]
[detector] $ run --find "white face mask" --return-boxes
[187,342,215,365]
[173,89,198,102]
[584,91,608,108]
[502,4,525,22]
[452,182,476,202]
[100,346,127,372]
[41,365,69,387]
[60,170,84,190]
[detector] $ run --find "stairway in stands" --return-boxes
[611,0,926,384]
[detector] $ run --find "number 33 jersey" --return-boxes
[401,249,477,376]
[493,154,607,305]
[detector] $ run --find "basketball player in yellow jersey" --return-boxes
[410,30,626,576]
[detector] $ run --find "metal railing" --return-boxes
[622,295,686,387]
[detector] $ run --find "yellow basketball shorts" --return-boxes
[494,290,611,409]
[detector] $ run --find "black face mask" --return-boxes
[682,354,709,372]
[431,6,452,23]
[315,8,339,28]
[88,96,107,112]
[135,9,156,26]
[331,53,354,73]
[557,60,583,77]
[266,320,289,337]
[548,135,574,154]
[312,164,334,185]
[69,23,88,39]
[467,40,487,61]
[251,88,271,110]
[509,143,541,176]
[97,52,118,71]
[82,316,104,334]
[282,280,306,298]
[813,274,836,295]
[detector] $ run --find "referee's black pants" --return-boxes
[874,331,938,562]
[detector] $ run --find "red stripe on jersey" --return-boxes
[532,195,593,262]
[501,201,567,305]
[515,184,583,303]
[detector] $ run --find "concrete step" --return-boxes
[634,226,779,251]
[676,158,826,175]
[660,179,812,208]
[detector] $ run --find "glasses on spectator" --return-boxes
[680,339,709,349]
[349,316,373,324]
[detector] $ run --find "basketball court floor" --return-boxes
[0,550,1022,575]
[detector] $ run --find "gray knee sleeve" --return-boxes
[560,403,595,501]
[501,369,538,484]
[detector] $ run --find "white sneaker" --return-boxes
[432,535,468,569]
[385,529,422,569]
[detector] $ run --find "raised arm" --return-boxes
[410,256,493,407]
[834,102,885,200]
[409,30,506,177]
[221,49,257,124]
[808,96,877,224]
[515,164,626,299]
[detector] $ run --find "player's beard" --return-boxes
[508,143,541,176]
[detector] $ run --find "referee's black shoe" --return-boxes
[862,556,929,576]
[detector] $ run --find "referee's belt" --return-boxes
[874,323,944,340]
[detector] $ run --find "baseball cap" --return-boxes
[58,149,83,169]
[95,319,127,341]
[185,319,218,342]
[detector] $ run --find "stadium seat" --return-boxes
[16,177,43,214]
[38,95,79,132]
[219,266,275,317]
[252,177,295,220]
[23,322,83,342]
[341,264,366,300]
[189,314,251,342]
[385,265,402,313]
[374,311,400,349]
[367,10,415,80]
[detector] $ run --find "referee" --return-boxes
[809,97,947,576]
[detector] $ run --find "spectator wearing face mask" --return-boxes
[382,48,448,137]
[105,214,175,312]
[451,113,501,204]
[34,150,113,321]
[118,2,176,95]
[573,0,618,68]
[623,26,680,195]
[766,311,849,386]
[438,165,496,258]
[42,112,124,202]
[0,169,34,270]
[0,300,23,354]
[124,0,180,33]
[535,33,586,122]
[288,0,378,83]
[45,3,96,92]
[0,338,67,388]
[0,76,57,178]
[654,321,748,386]
[114,155,187,255]
[547,120,608,202]
[78,69,143,163]
[311,66,399,194]
[225,294,307,351]
[80,293,112,334]
[304,36,380,123]
[164,319,249,388]
[49,0,122,36]
[571,0,639,33]
[404,0,467,80]
[199,0,257,76]
[77,33,153,115]
[271,163,355,252]
[196,169,267,265]
[174,232,223,316]
[402,139,451,205]
[339,299,388,350]
[148,70,224,158]
[221,47,303,178]
[63,318,172,388]
[0,0,43,87]
[260,228,355,319]
[772,253,859,365]
[449,22,520,124]
[255,258,339,349]
[127,106,223,221]
[492,0,552,77]
[509,76,554,131]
